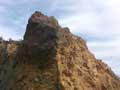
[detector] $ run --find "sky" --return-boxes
[0,0,120,76]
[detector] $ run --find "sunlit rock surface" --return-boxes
[0,11,120,90]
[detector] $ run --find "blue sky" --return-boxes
[0,0,120,76]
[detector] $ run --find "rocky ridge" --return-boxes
[0,11,120,90]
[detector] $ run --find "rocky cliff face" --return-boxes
[0,11,120,90]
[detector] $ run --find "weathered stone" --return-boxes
[0,11,120,90]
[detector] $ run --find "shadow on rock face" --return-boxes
[16,12,60,69]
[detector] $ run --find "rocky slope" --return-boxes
[0,11,120,90]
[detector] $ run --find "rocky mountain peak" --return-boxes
[24,11,61,48]
[0,11,120,90]
[28,11,59,28]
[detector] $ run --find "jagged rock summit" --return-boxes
[0,11,120,90]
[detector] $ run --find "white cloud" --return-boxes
[0,25,21,40]
[87,40,120,58]
[87,40,120,75]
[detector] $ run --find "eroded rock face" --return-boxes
[0,11,120,90]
